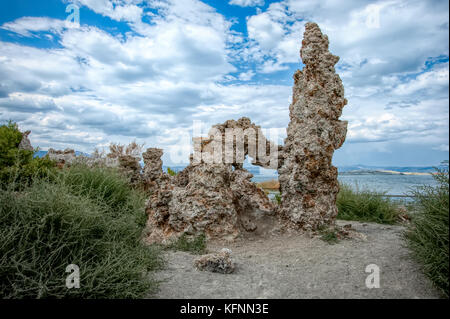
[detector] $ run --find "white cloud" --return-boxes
[1,17,66,36]
[71,0,143,22]
[244,0,449,77]
[0,0,448,166]
[259,59,288,73]
[433,144,449,152]
[392,64,449,96]
[0,0,282,160]
[240,0,449,160]
[247,11,285,50]
[238,70,255,81]
[229,0,264,7]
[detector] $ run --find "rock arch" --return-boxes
[144,22,348,242]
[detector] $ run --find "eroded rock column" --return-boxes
[278,22,348,231]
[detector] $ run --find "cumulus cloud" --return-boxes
[229,0,264,7]
[1,17,67,36]
[242,0,449,163]
[392,64,449,97]
[244,0,449,78]
[0,0,448,166]
[70,0,143,22]
[0,0,266,160]
[238,70,255,81]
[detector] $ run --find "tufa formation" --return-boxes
[278,22,348,231]
[144,117,279,244]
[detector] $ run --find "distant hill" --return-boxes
[33,150,89,158]
[165,164,442,176]
[338,164,444,175]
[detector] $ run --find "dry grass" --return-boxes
[257,179,280,190]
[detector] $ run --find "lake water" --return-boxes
[249,169,437,196]
[337,174,437,195]
[165,165,438,196]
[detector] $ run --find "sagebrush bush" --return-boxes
[0,121,55,187]
[405,164,449,297]
[337,183,400,224]
[0,165,162,299]
[59,164,146,225]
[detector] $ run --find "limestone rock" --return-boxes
[145,161,241,243]
[46,148,120,168]
[144,120,277,244]
[142,147,166,191]
[47,148,76,165]
[230,168,278,234]
[18,130,33,151]
[194,248,235,274]
[278,22,348,231]
[145,22,349,242]
[117,154,142,186]
[193,117,283,170]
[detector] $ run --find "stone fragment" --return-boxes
[194,248,235,274]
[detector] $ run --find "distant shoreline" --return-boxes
[256,171,436,191]
[339,170,432,176]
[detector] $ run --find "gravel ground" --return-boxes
[150,221,442,299]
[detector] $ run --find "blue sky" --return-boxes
[0,0,448,167]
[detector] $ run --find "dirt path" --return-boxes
[150,221,442,299]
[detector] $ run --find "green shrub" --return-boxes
[167,167,177,176]
[0,121,55,187]
[58,164,146,225]
[319,227,339,244]
[274,193,281,205]
[167,233,206,255]
[0,166,162,298]
[0,121,23,165]
[405,163,449,297]
[337,183,400,224]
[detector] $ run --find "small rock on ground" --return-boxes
[194,248,235,274]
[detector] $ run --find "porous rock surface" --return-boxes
[116,154,142,187]
[47,148,77,166]
[194,248,235,274]
[193,117,282,170]
[46,147,142,185]
[144,118,278,244]
[278,22,348,231]
[18,130,33,151]
[142,148,165,190]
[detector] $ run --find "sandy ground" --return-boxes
[150,221,442,299]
